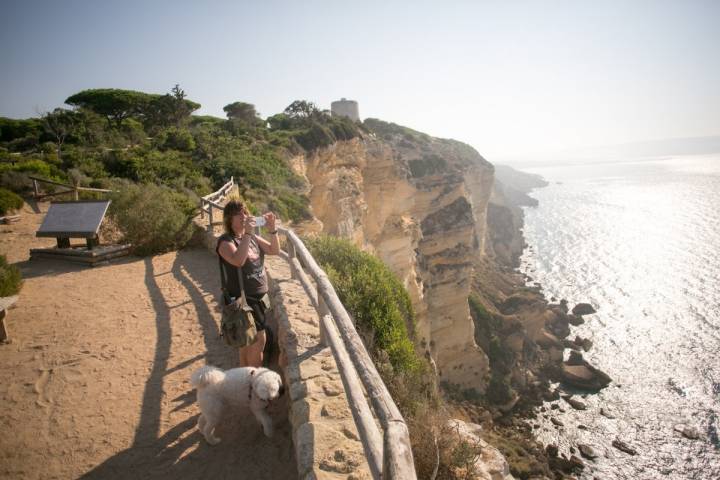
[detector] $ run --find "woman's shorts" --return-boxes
[245,294,269,332]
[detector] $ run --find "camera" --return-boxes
[254,216,266,227]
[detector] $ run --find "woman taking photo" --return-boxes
[216,199,280,367]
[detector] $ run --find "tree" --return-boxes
[223,101,259,123]
[140,85,201,131]
[283,100,320,119]
[41,108,79,162]
[65,88,153,127]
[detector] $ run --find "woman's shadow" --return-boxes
[77,247,295,480]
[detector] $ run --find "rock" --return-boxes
[446,419,514,480]
[551,417,564,427]
[577,424,588,430]
[578,444,599,460]
[581,338,593,352]
[562,339,583,351]
[546,444,559,457]
[600,407,616,419]
[550,403,560,410]
[612,439,637,455]
[562,395,587,410]
[567,350,584,365]
[559,299,569,313]
[572,303,596,316]
[567,314,584,326]
[537,330,564,349]
[561,363,612,391]
[674,424,701,440]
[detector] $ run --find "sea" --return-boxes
[518,154,720,479]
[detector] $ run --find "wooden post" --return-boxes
[32,179,39,197]
[287,242,296,279]
[317,284,328,347]
[0,310,8,343]
[208,204,214,233]
[73,187,79,201]
[200,200,205,219]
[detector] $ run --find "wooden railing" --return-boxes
[204,177,416,479]
[29,175,113,200]
[279,227,417,480]
[199,177,235,232]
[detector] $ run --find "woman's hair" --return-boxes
[222,199,251,235]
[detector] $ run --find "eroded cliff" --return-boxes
[288,121,499,390]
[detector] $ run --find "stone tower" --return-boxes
[330,98,360,121]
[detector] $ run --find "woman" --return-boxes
[216,199,280,367]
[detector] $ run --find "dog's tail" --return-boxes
[191,365,225,389]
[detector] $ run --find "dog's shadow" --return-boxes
[77,248,296,480]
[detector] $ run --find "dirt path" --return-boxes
[0,201,297,480]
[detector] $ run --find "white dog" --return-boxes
[191,365,285,445]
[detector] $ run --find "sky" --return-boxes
[1,0,719,162]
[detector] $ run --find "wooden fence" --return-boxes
[279,228,417,479]
[199,177,235,232]
[29,175,113,200]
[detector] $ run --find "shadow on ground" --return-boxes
[77,248,296,480]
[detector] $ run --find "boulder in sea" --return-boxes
[567,350,584,365]
[561,362,612,391]
[567,314,585,326]
[559,299,569,313]
[572,303,596,316]
[562,395,587,410]
[612,439,637,455]
[537,330,564,349]
[578,443,599,460]
[674,424,702,440]
[600,407,616,419]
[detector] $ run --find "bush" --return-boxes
[0,254,22,296]
[0,187,23,214]
[108,182,197,256]
[304,235,418,373]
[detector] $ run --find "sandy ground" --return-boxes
[0,201,297,480]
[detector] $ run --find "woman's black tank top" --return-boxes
[216,233,267,298]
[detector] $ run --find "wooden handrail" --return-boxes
[28,175,113,200]
[278,226,417,480]
[199,177,235,231]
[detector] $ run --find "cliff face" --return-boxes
[289,132,494,390]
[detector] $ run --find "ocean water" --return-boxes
[518,154,720,479]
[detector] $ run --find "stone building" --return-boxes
[330,98,360,121]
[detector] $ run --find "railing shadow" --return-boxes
[77,249,295,480]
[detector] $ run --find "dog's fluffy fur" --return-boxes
[191,365,285,444]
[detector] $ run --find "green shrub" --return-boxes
[0,187,23,214]
[108,182,197,256]
[0,254,22,296]
[304,235,418,373]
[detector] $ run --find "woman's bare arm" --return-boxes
[256,233,280,255]
[256,211,280,255]
[218,235,252,267]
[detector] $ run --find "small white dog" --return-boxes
[191,365,285,445]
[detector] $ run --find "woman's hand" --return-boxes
[263,211,277,231]
[244,215,256,233]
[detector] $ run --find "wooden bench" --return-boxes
[0,295,18,343]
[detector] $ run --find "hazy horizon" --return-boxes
[2,0,719,163]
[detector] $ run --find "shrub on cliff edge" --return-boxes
[108,182,197,256]
[0,187,23,215]
[304,235,418,373]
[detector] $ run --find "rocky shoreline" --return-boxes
[470,165,617,479]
